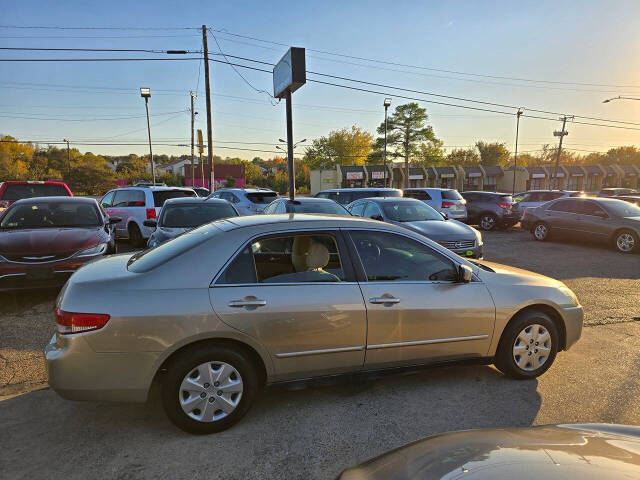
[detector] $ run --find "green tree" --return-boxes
[304,126,373,169]
[373,103,440,183]
[445,148,480,166]
[224,175,236,188]
[604,146,640,165]
[475,141,510,166]
[417,138,446,166]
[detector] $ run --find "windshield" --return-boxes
[0,202,101,229]
[603,199,640,218]
[3,183,69,201]
[285,201,350,215]
[152,190,197,207]
[160,203,237,228]
[246,192,278,204]
[382,202,444,222]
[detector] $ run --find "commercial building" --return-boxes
[184,163,245,189]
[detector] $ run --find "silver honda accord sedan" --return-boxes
[45,214,583,434]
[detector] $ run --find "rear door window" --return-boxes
[2,183,69,201]
[101,191,115,208]
[441,190,463,200]
[404,190,431,200]
[246,192,278,204]
[153,189,197,207]
[549,199,582,213]
[113,190,145,207]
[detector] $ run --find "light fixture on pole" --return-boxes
[140,87,156,185]
[383,98,391,188]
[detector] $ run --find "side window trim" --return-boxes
[211,229,357,286]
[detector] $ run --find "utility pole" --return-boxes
[202,25,214,191]
[512,108,523,195]
[383,98,391,188]
[190,91,196,187]
[63,138,71,180]
[553,116,572,189]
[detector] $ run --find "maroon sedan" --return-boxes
[0,197,119,291]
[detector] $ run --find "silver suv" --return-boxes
[207,188,278,215]
[403,188,467,220]
[100,186,197,247]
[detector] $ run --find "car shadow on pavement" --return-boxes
[0,364,541,480]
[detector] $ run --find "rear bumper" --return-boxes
[45,333,159,403]
[562,306,584,350]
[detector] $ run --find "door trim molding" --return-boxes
[275,345,364,358]
[367,334,488,350]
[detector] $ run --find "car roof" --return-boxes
[319,187,401,192]
[162,197,229,205]
[404,187,452,191]
[217,188,274,193]
[356,197,422,204]
[211,213,388,232]
[277,197,334,203]
[10,196,96,205]
[2,180,68,185]
[463,191,511,195]
[116,186,194,192]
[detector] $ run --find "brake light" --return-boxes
[498,202,512,209]
[55,307,110,335]
[133,201,145,206]
[442,201,455,208]
[146,208,157,219]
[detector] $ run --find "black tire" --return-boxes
[532,222,550,241]
[494,310,559,380]
[128,223,145,248]
[161,345,259,434]
[613,229,638,254]
[479,213,497,231]
[108,241,118,254]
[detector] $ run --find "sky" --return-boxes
[2,0,640,162]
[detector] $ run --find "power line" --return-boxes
[0,47,201,54]
[0,57,201,62]
[0,109,189,121]
[207,27,640,90]
[0,25,198,30]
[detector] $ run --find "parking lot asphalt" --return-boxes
[1,227,639,479]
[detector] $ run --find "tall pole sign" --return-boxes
[273,47,306,201]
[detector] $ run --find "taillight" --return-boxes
[146,208,157,219]
[498,202,512,209]
[55,307,110,335]
[442,201,455,208]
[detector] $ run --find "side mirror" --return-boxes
[441,212,448,220]
[143,219,157,228]
[457,264,473,283]
[108,217,121,224]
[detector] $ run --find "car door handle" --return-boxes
[369,296,400,304]
[228,299,267,308]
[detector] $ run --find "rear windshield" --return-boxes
[441,190,463,200]
[152,189,197,207]
[498,195,514,203]
[2,183,69,201]
[246,192,278,204]
[127,227,216,272]
[160,203,237,228]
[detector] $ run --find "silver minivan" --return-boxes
[100,186,197,247]
[404,188,467,220]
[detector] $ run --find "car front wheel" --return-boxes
[495,310,559,379]
[161,345,259,434]
[479,214,497,231]
[532,222,549,241]
[614,229,638,253]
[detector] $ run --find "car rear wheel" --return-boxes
[532,222,549,241]
[495,310,558,379]
[479,214,497,231]
[161,345,259,434]
[614,229,638,253]
[128,223,145,248]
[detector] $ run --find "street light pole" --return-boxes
[140,87,155,185]
[553,116,572,190]
[202,25,214,191]
[383,98,391,188]
[512,108,523,195]
[190,91,196,187]
[63,138,71,180]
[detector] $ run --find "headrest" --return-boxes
[305,242,330,270]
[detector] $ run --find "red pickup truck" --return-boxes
[0,181,73,214]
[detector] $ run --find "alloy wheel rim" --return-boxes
[617,233,635,252]
[534,224,547,240]
[179,361,243,422]
[512,324,551,372]
[481,216,495,230]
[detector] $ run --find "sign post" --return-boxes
[273,47,306,200]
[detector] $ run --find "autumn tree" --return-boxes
[475,141,510,166]
[0,136,31,179]
[445,148,480,166]
[304,126,373,169]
